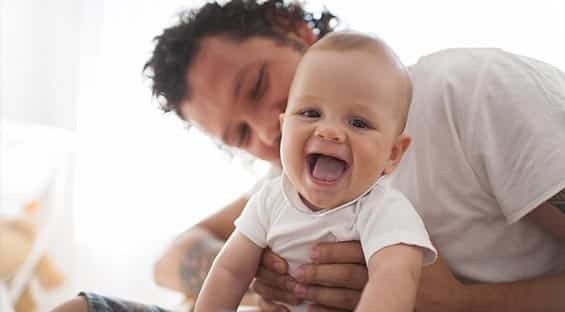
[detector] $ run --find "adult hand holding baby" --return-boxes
[253,242,367,311]
[414,256,466,312]
[255,243,470,312]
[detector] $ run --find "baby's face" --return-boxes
[280,50,405,210]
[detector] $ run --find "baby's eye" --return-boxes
[300,109,321,118]
[349,118,370,129]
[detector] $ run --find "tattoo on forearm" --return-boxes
[548,188,565,213]
[179,239,222,299]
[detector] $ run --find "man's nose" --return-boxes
[315,124,345,143]
[249,116,280,147]
[257,123,280,147]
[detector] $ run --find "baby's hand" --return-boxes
[251,248,303,311]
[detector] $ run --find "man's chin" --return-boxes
[270,159,282,169]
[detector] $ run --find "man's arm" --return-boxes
[416,259,565,312]
[460,273,565,312]
[549,189,565,213]
[527,193,565,240]
[153,196,247,298]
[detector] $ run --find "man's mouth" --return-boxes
[306,153,349,183]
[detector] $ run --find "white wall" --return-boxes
[2,0,563,131]
[317,0,565,69]
[1,0,81,129]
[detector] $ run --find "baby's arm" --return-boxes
[356,244,424,312]
[194,231,263,312]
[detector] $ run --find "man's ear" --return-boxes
[383,134,411,175]
[294,21,316,46]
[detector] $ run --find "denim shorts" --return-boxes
[79,292,172,312]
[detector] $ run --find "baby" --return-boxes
[195,32,437,312]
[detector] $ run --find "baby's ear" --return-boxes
[383,134,411,175]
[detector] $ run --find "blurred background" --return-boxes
[1,0,564,310]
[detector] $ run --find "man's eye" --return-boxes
[237,124,249,147]
[251,65,265,100]
[300,110,321,118]
[349,118,370,129]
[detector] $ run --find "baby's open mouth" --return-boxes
[307,153,349,182]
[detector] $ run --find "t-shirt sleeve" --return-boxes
[463,50,565,223]
[234,184,271,248]
[357,186,437,265]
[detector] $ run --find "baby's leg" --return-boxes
[51,296,87,312]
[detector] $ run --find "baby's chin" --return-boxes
[299,192,349,211]
[300,179,378,211]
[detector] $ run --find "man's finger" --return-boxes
[256,298,290,312]
[251,279,303,305]
[294,284,361,310]
[256,267,297,291]
[261,248,289,274]
[292,263,367,290]
[311,241,365,264]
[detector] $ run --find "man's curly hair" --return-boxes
[143,0,337,118]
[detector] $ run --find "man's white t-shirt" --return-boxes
[392,48,565,283]
[236,175,437,274]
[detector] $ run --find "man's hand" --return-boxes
[251,249,301,312]
[252,242,368,311]
[415,256,467,312]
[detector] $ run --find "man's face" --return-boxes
[280,50,403,210]
[180,35,306,166]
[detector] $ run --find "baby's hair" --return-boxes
[310,31,386,53]
[308,32,413,133]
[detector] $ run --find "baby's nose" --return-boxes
[315,125,345,143]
